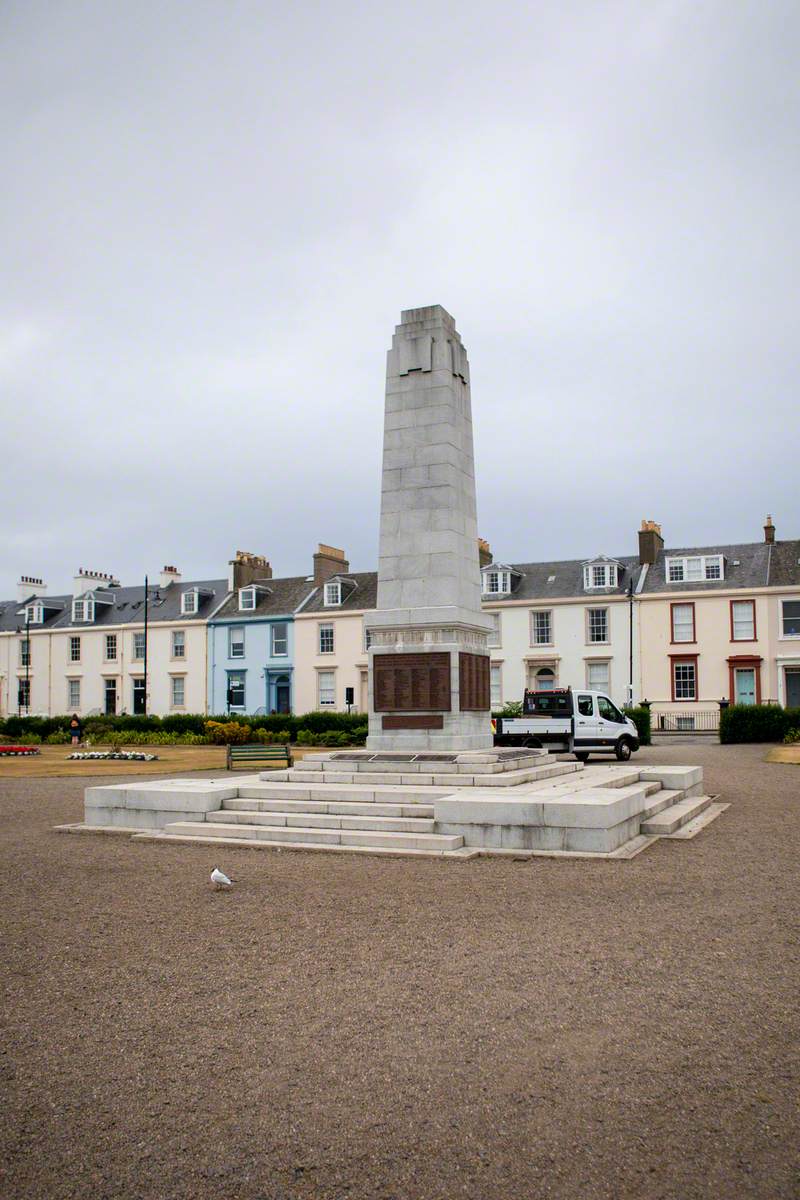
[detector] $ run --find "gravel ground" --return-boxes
[1,743,798,1200]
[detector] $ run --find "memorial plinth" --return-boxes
[366,306,493,751]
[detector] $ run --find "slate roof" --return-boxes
[766,540,800,589]
[299,572,379,615]
[210,575,316,623]
[493,557,640,602]
[640,543,776,593]
[0,579,228,632]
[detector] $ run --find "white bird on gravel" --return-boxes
[210,868,232,889]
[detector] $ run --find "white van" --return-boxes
[492,687,640,762]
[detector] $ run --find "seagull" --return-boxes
[210,868,232,889]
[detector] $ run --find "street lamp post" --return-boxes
[143,575,149,716]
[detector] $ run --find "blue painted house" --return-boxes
[207,555,313,715]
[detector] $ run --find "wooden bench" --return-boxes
[226,743,294,771]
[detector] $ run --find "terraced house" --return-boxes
[206,552,312,716]
[637,517,800,729]
[0,566,226,718]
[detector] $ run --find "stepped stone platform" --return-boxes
[59,752,726,860]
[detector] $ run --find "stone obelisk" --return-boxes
[366,306,493,751]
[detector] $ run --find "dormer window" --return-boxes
[666,555,724,583]
[181,589,198,615]
[25,603,44,625]
[324,580,342,607]
[482,570,512,596]
[239,587,256,611]
[583,561,620,589]
[72,597,95,623]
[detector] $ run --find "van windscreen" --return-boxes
[523,691,571,716]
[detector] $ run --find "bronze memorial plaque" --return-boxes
[458,652,491,711]
[372,652,451,712]
[382,715,444,730]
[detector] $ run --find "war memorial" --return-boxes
[65,307,724,857]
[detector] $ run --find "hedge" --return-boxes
[720,705,800,744]
[0,711,369,742]
[623,706,652,746]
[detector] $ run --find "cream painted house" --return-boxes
[0,567,226,718]
[293,570,377,715]
[636,519,800,726]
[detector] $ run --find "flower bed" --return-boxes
[0,745,41,756]
[67,751,159,762]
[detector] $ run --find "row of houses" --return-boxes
[2,519,799,727]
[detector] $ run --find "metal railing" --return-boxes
[652,709,720,734]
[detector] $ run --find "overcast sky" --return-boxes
[1,0,798,596]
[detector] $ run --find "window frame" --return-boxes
[67,678,81,709]
[583,562,619,590]
[171,629,186,659]
[19,637,31,668]
[181,589,198,615]
[318,623,335,655]
[586,607,609,644]
[317,669,336,708]
[170,675,186,708]
[238,586,256,612]
[323,580,342,607]
[482,569,511,596]
[670,654,699,702]
[487,611,501,648]
[132,631,146,660]
[730,599,756,642]
[18,678,31,708]
[26,603,44,625]
[586,659,611,692]
[226,671,246,709]
[666,554,724,583]
[69,635,81,663]
[271,622,288,657]
[670,601,696,644]
[530,608,553,646]
[104,633,117,661]
[228,625,246,659]
[780,598,800,639]
[490,663,503,709]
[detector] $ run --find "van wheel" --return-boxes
[615,738,633,762]
[575,752,590,763]
[523,737,542,749]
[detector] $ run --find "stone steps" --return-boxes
[640,794,713,836]
[223,797,437,818]
[207,809,437,833]
[161,820,465,853]
[238,783,447,804]
[271,761,583,789]
[134,831,477,859]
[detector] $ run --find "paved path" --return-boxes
[1,743,797,1199]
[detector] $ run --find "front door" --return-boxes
[105,679,117,715]
[275,676,291,714]
[735,668,756,705]
[785,668,800,707]
[132,678,146,714]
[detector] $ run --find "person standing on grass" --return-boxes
[69,714,82,746]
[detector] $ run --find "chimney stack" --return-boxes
[73,568,118,597]
[313,544,349,587]
[228,551,273,592]
[160,565,182,589]
[478,537,493,568]
[638,519,664,566]
[764,515,775,545]
[17,575,46,604]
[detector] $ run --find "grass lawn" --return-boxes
[765,744,800,764]
[0,743,228,778]
[0,742,337,779]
